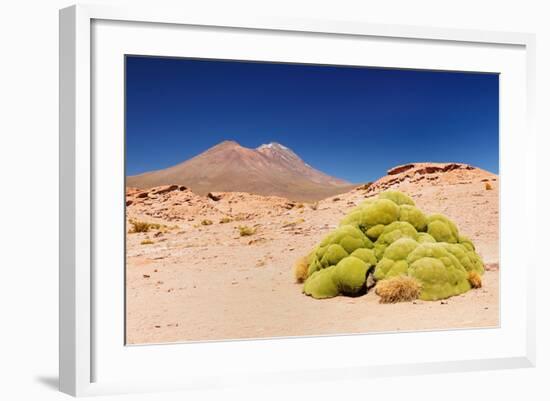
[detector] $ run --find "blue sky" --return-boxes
[126,56,499,183]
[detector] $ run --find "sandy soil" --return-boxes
[125,163,499,344]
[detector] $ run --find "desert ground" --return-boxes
[125,162,499,344]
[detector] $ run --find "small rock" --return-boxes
[207,192,222,201]
[143,274,150,278]
[355,183,372,191]
[365,271,376,290]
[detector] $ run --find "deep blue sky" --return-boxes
[126,56,498,183]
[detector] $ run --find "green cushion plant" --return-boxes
[298,190,485,301]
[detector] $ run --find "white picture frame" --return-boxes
[59,4,536,397]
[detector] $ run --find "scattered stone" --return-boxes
[355,182,373,191]
[207,192,221,201]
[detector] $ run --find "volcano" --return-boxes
[126,140,355,201]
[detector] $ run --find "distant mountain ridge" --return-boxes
[126,140,355,201]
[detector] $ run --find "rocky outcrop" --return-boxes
[368,163,488,194]
[151,185,179,195]
[387,164,415,175]
[125,185,304,222]
[388,162,473,177]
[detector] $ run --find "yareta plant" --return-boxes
[298,190,485,301]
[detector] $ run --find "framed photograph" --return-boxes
[59,4,536,396]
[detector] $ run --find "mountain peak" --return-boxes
[257,142,289,151]
[205,140,243,154]
[216,139,241,148]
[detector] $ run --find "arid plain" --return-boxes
[125,142,499,344]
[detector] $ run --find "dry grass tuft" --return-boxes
[375,276,422,303]
[233,213,248,222]
[201,219,213,226]
[238,225,256,236]
[294,255,309,283]
[485,182,493,190]
[140,239,154,245]
[467,271,482,288]
[309,202,319,211]
[129,219,163,233]
[282,218,305,228]
[219,217,232,224]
